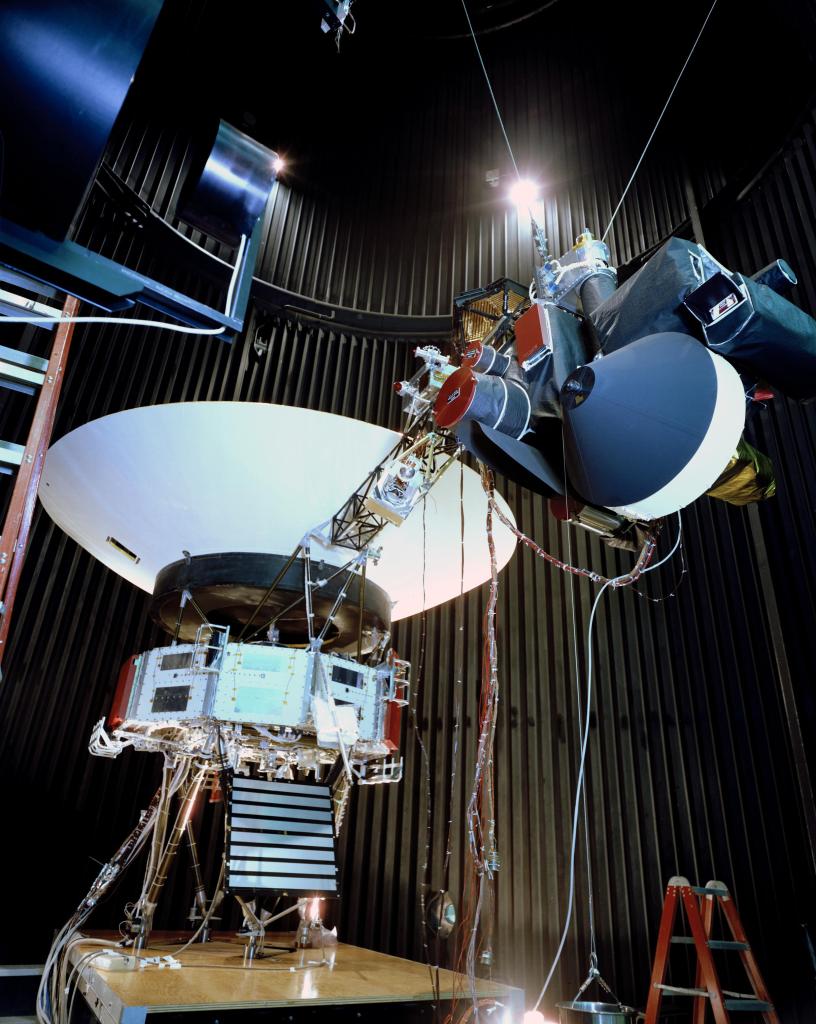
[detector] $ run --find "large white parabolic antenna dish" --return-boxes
[39,403,516,620]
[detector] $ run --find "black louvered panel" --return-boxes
[226,777,339,895]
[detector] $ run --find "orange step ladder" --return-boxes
[645,877,779,1024]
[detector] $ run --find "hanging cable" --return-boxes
[533,577,611,1011]
[561,437,599,982]
[406,496,439,1001]
[483,482,658,586]
[443,460,466,886]
[459,0,521,179]
[633,513,688,603]
[460,466,502,1018]
[641,511,682,576]
[602,0,719,241]
[528,509,685,1011]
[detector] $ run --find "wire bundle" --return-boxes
[483,484,659,586]
[36,752,218,1024]
[35,761,172,1024]
[447,467,503,1021]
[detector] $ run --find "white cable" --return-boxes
[0,315,226,335]
[1,233,247,336]
[533,578,611,1011]
[224,232,247,314]
[528,512,681,1012]
[642,511,682,575]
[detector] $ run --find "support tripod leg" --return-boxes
[235,895,266,962]
[135,772,206,951]
[185,817,209,939]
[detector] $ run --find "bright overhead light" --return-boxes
[522,1012,555,1024]
[509,178,540,208]
[273,156,285,174]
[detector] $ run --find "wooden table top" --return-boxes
[71,931,523,1020]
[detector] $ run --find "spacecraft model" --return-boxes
[36,402,515,979]
[397,233,815,548]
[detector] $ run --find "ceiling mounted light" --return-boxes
[273,156,285,174]
[508,177,539,208]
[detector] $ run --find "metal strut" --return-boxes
[134,771,206,951]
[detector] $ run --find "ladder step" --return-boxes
[0,288,63,322]
[0,363,45,395]
[670,937,750,950]
[692,885,729,896]
[0,345,48,397]
[0,345,49,374]
[0,441,25,467]
[723,999,773,1012]
[654,984,709,997]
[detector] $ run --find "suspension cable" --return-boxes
[459,0,521,179]
[602,0,719,241]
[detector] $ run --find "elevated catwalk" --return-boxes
[70,932,522,1023]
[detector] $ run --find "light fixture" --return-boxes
[522,1012,556,1024]
[508,177,539,208]
[273,156,285,174]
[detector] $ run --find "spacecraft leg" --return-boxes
[185,817,211,941]
[235,894,266,962]
[134,772,206,951]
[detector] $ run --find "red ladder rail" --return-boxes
[0,295,79,669]
[645,876,779,1024]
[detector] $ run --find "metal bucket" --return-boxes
[556,1000,640,1024]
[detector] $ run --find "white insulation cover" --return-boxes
[39,402,517,620]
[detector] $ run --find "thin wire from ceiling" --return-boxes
[458,0,522,179]
[458,0,720,254]
[602,0,719,241]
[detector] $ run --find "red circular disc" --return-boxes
[548,496,583,521]
[434,367,478,428]
[461,341,484,369]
